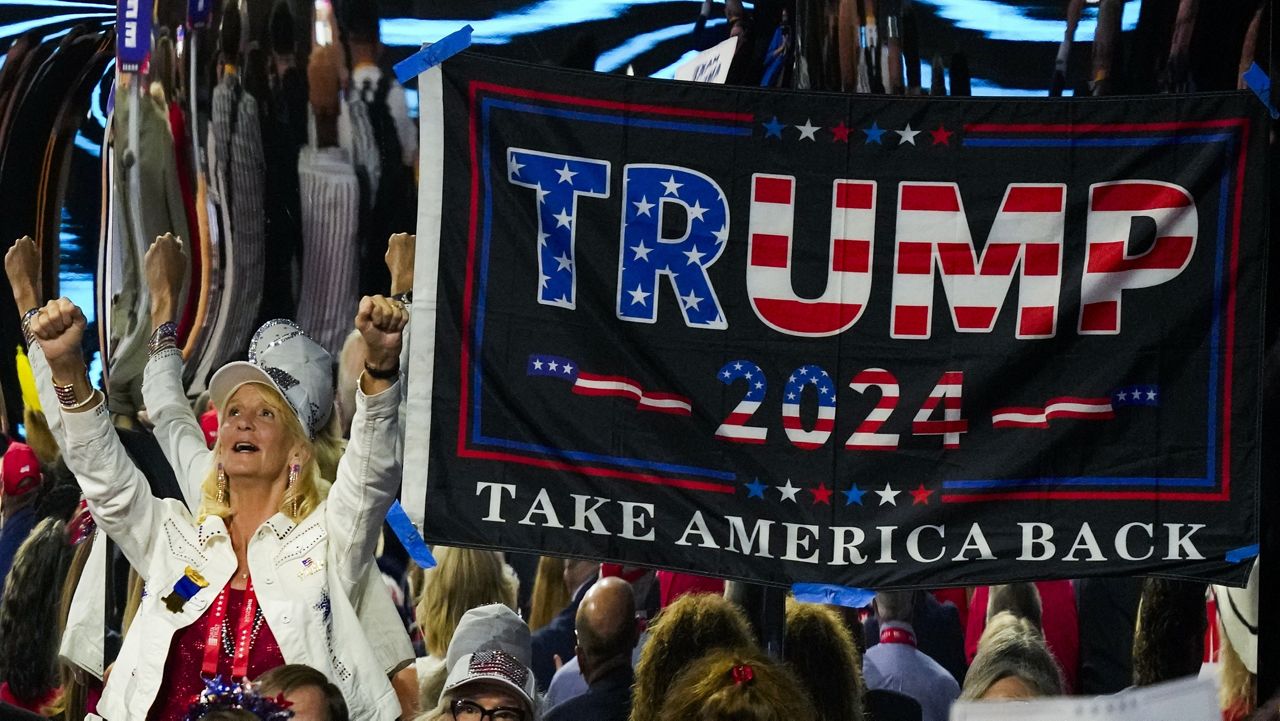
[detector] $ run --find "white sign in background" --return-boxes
[675,36,739,84]
[949,676,1219,721]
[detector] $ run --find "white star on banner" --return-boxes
[631,241,653,261]
[684,248,706,265]
[555,163,578,184]
[509,156,525,176]
[627,285,651,306]
[777,479,801,502]
[876,483,900,506]
[661,175,683,197]
[896,124,921,145]
[687,200,709,222]
[553,209,573,229]
[554,253,573,272]
[633,196,655,217]
[681,290,703,311]
[796,119,820,141]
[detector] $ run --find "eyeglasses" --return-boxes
[451,699,526,721]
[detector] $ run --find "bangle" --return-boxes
[364,361,400,380]
[148,322,178,356]
[54,377,90,408]
[61,389,98,412]
[20,307,39,346]
[392,290,413,305]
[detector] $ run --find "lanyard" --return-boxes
[879,626,917,648]
[201,580,259,680]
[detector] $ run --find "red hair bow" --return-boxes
[731,664,754,685]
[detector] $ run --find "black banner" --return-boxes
[406,52,1267,589]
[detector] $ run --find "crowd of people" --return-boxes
[0,0,1273,719]
[0,229,1270,720]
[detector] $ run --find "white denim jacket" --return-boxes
[58,378,403,720]
[38,347,413,685]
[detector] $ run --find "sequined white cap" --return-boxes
[441,604,538,714]
[208,320,334,439]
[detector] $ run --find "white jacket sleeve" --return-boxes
[60,398,168,577]
[142,350,212,507]
[325,379,401,596]
[26,343,69,449]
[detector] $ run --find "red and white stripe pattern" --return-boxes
[1079,181,1197,335]
[714,360,769,443]
[781,365,837,450]
[573,374,693,415]
[846,368,900,450]
[747,175,876,337]
[991,396,1114,429]
[891,182,1066,340]
[716,402,767,443]
[911,371,967,449]
[529,355,693,416]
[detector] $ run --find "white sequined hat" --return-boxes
[442,604,537,713]
[209,320,334,439]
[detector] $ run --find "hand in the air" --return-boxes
[385,232,416,297]
[144,233,186,327]
[356,295,409,373]
[29,298,87,379]
[4,236,40,313]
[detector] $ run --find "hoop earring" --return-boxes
[287,463,301,517]
[216,464,228,505]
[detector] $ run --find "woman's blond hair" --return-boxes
[196,383,325,523]
[528,556,569,631]
[416,546,520,658]
[656,647,817,721]
[630,593,758,721]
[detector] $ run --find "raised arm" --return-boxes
[141,234,211,506]
[326,295,407,593]
[28,298,166,574]
[5,237,68,448]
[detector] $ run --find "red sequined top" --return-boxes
[148,587,286,721]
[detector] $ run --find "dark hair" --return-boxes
[631,593,757,721]
[657,648,817,721]
[242,45,270,104]
[269,1,295,56]
[0,518,74,704]
[219,1,242,64]
[256,664,349,721]
[1132,578,1207,686]
[784,599,865,721]
[341,1,379,45]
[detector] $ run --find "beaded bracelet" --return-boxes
[20,307,39,346]
[148,321,179,357]
[54,378,90,408]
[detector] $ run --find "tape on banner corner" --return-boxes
[1241,63,1280,119]
[394,24,474,86]
[1225,543,1259,563]
[791,583,876,609]
[386,500,437,569]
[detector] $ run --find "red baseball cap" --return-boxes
[1,442,41,497]
[199,408,219,449]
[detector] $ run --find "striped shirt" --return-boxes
[297,145,361,357]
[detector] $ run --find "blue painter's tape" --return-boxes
[791,583,875,609]
[1226,544,1259,563]
[394,24,473,85]
[1242,63,1279,119]
[386,501,437,569]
